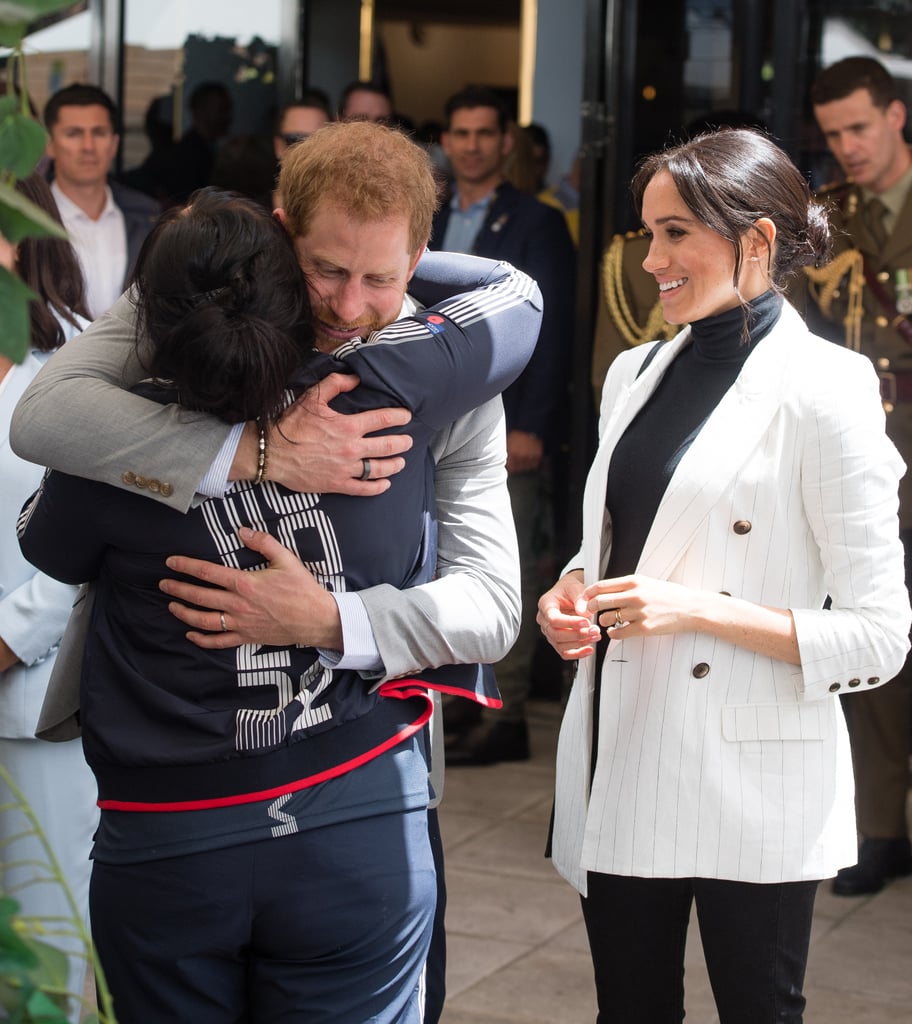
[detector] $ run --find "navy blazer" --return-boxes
[109,180,161,287]
[430,180,577,447]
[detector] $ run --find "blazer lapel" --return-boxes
[581,332,690,579]
[636,306,800,580]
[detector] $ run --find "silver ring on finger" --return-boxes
[360,457,371,480]
[220,612,228,632]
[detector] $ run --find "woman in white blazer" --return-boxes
[538,129,911,1023]
[0,175,96,1022]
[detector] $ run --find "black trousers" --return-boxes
[581,872,819,1024]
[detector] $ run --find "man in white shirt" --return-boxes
[45,83,160,319]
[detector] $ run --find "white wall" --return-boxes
[379,1,584,186]
[380,21,521,129]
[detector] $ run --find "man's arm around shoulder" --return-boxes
[358,396,520,678]
[10,292,230,512]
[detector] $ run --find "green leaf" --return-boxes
[25,986,69,1022]
[0,181,68,243]
[0,897,21,918]
[0,0,82,45]
[0,908,69,1019]
[0,265,38,364]
[0,971,33,1018]
[0,111,47,178]
[0,897,39,972]
[0,22,25,46]
[21,934,68,993]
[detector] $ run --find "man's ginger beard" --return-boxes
[308,291,399,352]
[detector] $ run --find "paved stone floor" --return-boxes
[438,699,912,1024]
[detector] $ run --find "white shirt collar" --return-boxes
[51,180,117,222]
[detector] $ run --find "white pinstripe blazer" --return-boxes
[551,301,911,893]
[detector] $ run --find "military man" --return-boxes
[589,230,676,407]
[805,54,912,896]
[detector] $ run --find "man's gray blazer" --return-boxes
[11,289,521,748]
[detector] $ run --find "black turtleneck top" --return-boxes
[604,289,783,577]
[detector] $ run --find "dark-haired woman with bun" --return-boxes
[18,186,541,1023]
[537,129,911,1023]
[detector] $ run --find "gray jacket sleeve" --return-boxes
[358,396,520,678]
[9,292,231,513]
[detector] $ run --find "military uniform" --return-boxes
[803,176,912,847]
[590,231,677,406]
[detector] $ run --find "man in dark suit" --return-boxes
[430,86,577,764]
[44,83,161,319]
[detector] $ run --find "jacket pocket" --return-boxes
[721,702,829,742]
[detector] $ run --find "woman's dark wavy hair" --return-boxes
[631,128,832,308]
[14,174,90,351]
[133,187,314,425]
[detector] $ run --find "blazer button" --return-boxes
[147,479,161,493]
[692,662,710,678]
[867,676,880,685]
[732,520,751,535]
[122,471,136,485]
[160,482,174,498]
[134,475,148,489]
[829,682,841,692]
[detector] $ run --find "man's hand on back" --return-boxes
[231,372,413,494]
[160,528,343,651]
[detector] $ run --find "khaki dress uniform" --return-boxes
[590,231,677,406]
[802,177,912,843]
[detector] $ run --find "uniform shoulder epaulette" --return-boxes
[815,179,851,197]
[602,230,645,245]
[602,232,676,347]
[813,179,856,209]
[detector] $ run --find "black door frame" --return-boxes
[568,0,809,522]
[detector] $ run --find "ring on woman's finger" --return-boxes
[219,612,228,632]
[614,608,624,628]
[360,457,371,480]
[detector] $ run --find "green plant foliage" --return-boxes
[0,178,68,243]
[0,264,37,362]
[0,0,77,46]
[0,896,40,969]
[1,764,116,1022]
[0,896,70,1022]
[0,95,46,177]
[0,0,79,363]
